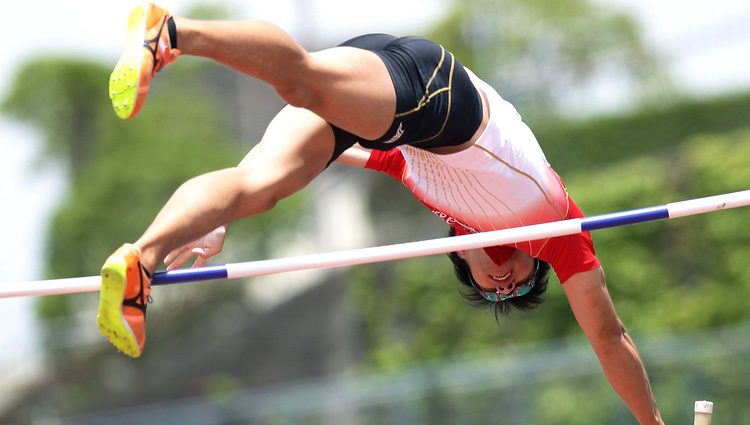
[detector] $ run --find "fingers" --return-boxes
[192,255,207,268]
[165,248,193,271]
[163,248,180,266]
[163,228,226,271]
[165,247,217,271]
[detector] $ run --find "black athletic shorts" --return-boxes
[328,34,483,164]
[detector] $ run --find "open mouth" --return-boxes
[490,270,511,282]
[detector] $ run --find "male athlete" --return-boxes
[99,4,663,423]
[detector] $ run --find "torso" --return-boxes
[366,69,570,257]
[401,70,569,248]
[425,89,490,156]
[364,70,600,280]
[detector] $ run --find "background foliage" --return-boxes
[2,0,750,423]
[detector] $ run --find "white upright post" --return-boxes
[694,400,714,425]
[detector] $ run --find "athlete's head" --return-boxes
[447,227,550,319]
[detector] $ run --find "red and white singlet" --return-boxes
[365,70,600,283]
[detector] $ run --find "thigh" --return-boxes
[238,106,336,200]
[304,46,397,141]
[356,37,483,151]
[304,36,482,160]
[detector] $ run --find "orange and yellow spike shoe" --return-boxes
[97,243,152,358]
[109,3,180,120]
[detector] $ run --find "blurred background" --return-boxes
[1,0,750,424]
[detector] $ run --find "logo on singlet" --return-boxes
[433,210,477,233]
[384,122,404,144]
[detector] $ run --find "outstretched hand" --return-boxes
[164,226,227,270]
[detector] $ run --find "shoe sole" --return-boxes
[97,255,141,358]
[109,5,147,120]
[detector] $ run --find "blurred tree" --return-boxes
[349,0,750,373]
[2,58,105,176]
[1,51,306,356]
[4,1,750,421]
[533,91,750,175]
[2,58,229,317]
[426,0,668,117]
[350,2,750,382]
[365,0,673,246]
[0,50,311,417]
[0,5,338,419]
[349,129,750,383]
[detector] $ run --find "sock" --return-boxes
[167,17,178,49]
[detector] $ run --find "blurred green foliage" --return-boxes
[427,0,665,116]
[1,57,305,330]
[2,0,750,422]
[349,100,750,424]
[1,58,104,173]
[349,0,750,379]
[2,58,220,321]
[349,93,750,363]
[534,92,750,176]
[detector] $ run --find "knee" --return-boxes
[276,85,318,110]
[272,56,321,110]
[233,166,280,216]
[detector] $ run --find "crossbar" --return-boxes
[2,189,749,299]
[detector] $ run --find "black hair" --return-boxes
[447,227,550,320]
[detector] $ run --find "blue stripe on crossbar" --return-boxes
[581,206,670,232]
[152,266,229,286]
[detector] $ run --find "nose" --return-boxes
[495,282,516,295]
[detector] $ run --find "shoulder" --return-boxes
[539,195,601,283]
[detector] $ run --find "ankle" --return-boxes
[133,242,160,276]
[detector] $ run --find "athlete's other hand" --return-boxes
[164,226,226,270]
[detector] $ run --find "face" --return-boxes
[458,248,536,296]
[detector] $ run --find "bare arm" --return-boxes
[563,268,664,425]
[335,144,372,168]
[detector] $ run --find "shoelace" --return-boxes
[122,263,150,313]
[143,16,172,75]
